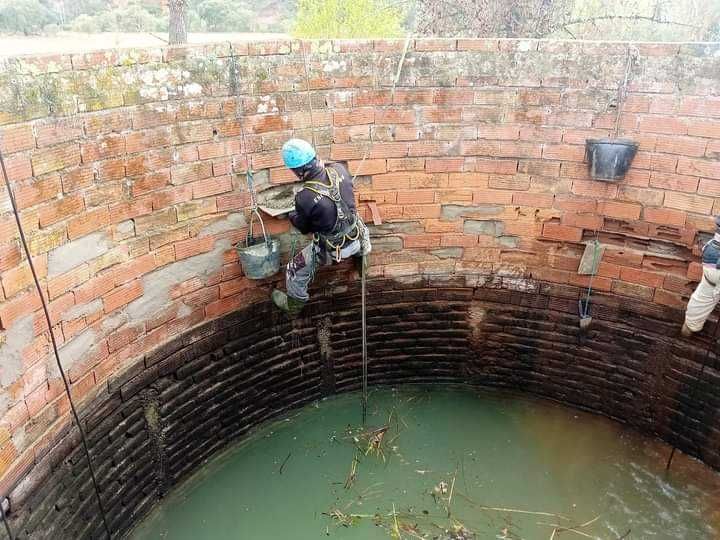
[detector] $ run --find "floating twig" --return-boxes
[278,452,292,475]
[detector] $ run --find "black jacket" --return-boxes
[289,163,356,235]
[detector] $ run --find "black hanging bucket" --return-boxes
[585,138,638,181]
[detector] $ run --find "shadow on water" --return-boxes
[130,386,720,540]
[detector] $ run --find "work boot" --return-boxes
[272,290,306,317]
[681,322,694,337]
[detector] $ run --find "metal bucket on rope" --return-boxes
[236,170,281,279]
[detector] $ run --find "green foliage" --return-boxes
[193,0,254,32]
[293,0,405,38]
[0,0,58,35]
[68,2,167,33]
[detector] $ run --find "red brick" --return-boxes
[103,280,143,313]
[633,152,678,173]
[191,176,232,199]
[521,126,563,143]
[31,144,81,176]
[460,140,542,159]
[403,205,441,219]
[619,267,664,288]
[643,207,686,227]
[570,180,617,199]
[561,213,603,230]
[0,125,34,154]
[0,290,41,329]
[542,144,585,162]
[95,158,125,182]
[687,261,702,281]
[38,194,84,227]
[698,178,720,197]
[472,189,513,205]
[611,280,654,300]
[396,190,435,204]
[216,192,251,212]
[512,192,554,208]
[654,135,707,157]
[470,158,518,175]
[426,158,464,173]
[375,109,416,124]
[597,201,641,221]
[649,172,699,193]
[80,134,126,163]
[477,125,519,140]
[75,272,116,304]
[677,157,720,180]
[637,115,688,135]
[384,158,425,172]
[569,273,612,292]
[47,265,90,300]
[84,110,132,136]
[61,167,94,193]
[488,174,530,191]
[688,119,720,138]
[542,223,582,242]
[125,127,172,154]
[333,108,375,126]
[654,288,686,309]
[392,89,434,105]
[679,96,720,117]
[3,154,32,182]
[664,192,713,214]
[67,207,111,240]
[415,38,457,51]
[205,294,242,318]
[13,175,62,210]
[348,159,386,176]
[175,236,214,260]
[403,234,442,248]
[152,185,193,210]
[457,38,498,51]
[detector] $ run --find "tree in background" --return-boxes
[413,0,720,41]
[193,0,254,32]
[0,0,58,35]
[294,0,405,38]
[168,0,188,43]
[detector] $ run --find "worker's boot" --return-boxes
[681,322,694,337]
[272,290,306,317]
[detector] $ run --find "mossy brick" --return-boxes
[31,144,81,176]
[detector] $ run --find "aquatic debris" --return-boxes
[344,452,360,490]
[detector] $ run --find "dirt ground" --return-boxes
[0,31,289,58]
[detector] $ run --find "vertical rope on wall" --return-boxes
[0,144,112,538]
[1,497,14,540]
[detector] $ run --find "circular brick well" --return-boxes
[4,272,720,539]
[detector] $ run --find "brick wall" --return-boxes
[1,38,720,531]
[2,279,719,539]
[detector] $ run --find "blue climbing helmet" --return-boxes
[282,138,316,169]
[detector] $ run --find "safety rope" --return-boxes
[351,33,412,183]
[0,147,112,538]
[666,315,720,471]
[613,46,637,139]
[299,41,318,149]
[578,231,601,320]
[1,497,14,540]
[361,255,368,424]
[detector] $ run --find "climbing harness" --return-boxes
[0,146,112,539]
[306,167,362,263]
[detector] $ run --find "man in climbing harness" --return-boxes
[271,138,371,316]
[682,216,720,337]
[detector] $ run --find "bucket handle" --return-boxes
[246,208,271,248]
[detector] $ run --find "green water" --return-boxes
[131,387,720,539]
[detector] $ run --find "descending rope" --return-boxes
[299,41,318,150]
[361,256,368,424]
[1,497,14,540]
[0,148,112,538]
[578,231,601,321]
